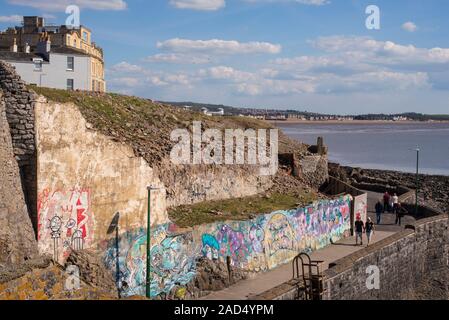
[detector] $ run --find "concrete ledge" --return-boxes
[251,279,304,300]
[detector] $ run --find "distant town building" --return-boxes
[0,16,105,92]
[201,107,225,116]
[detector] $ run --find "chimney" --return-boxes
[37,33,51,59]
[10,38,18,53]
[24,43,30,54]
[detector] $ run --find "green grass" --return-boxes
[168,191,317,228]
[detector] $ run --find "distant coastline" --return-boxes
[268,119,449,125]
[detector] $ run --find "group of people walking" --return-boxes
[355,190,408,247]
[375,191,405,225]
[354,216,375,246]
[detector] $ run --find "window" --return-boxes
[67,79,74,91]
[92,80,95,91]
[67,57,74,71]
[82,31,88,42]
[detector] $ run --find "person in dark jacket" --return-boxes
[383,191,391,212]
[375,200,383,224]
[355,215,365,246]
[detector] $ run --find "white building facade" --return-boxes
[0,46,92,91]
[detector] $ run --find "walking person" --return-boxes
[395,202,404,226]
[355,215,365,246]
[383,191,391,213]
[375,199,383,224]
[365,217,375,246]
[392,193,399,214]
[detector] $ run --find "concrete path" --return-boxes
[202,190,415,300]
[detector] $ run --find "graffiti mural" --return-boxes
[104,195,352,298]
[37,188,93,262]
[104,224,198,298]
[195,195,352,271]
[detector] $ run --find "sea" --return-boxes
[276,122,449,176]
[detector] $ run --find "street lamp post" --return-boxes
[415,147,420,216]
[146,186,161,299]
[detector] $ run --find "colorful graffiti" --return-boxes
[104,224,198,298]
[104,195,352,298]
[37,188,92,262]
[195,195,352,271]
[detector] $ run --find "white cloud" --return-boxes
[157,38,281,54]
[0,15,22,23]
[309,36,449,66]
[169,0,329,11]
[7,0,127,11]
[169,0,225,11]
[402,21,418,32]
[109,62,143,73]
[144,53,211,64]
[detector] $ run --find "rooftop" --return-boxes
[0,51,43,62]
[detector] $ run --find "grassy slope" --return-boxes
[32,87,317,226]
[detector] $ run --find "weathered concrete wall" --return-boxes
[103,195,352,299]
[294,154,328,189]
[158,162,273,208]
[35,98,169,263]
[0,90,37,264]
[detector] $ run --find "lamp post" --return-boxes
[146,186,161,299]
[415,147,420,216]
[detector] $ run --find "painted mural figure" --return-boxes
[38,188,92,262]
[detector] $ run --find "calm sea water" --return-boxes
[277,122,449,176]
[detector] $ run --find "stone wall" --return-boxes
[0,61,38,233]
[324,213,448,300]
[0,89,37,264]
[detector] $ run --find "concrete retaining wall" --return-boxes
[103,195,352,299]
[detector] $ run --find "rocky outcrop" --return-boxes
[329,163,449,214]
[65,250,118,298]
[0,258,118,300]
[158,258,248,300]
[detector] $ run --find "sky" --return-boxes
[1,0,449,114]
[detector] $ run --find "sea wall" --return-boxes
[323,213,449,300]
[253,208,449,300]
[103,195,352,298]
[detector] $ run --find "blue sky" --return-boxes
[1,0,449,114]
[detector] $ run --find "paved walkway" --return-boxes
[202,191,414,300]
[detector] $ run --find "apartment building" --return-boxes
[0,16,105,92]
